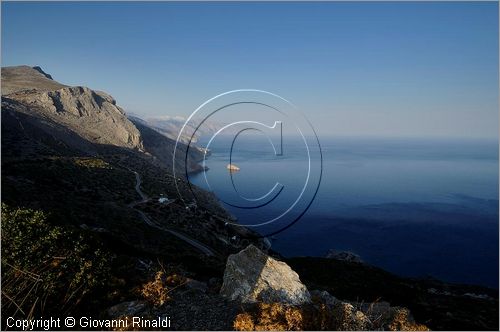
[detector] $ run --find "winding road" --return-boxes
[133,171,148,202]
[128,170,215,257]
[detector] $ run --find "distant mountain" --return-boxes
[128,116,206,172]
[1,65,202,172]
[129,114,222,144]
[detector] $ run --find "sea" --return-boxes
[189,135,499,288]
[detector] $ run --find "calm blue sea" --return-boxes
[189,135,499,288]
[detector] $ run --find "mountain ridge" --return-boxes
[1,65,203,172]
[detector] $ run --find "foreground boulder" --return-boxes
[220,245,311,305]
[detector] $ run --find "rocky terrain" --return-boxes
[0,66,266,327]
[104,245,430,331]
[1,66,498,331]
[1,66,203,172]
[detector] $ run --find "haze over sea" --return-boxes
[190,135,499,288]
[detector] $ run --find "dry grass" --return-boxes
[233,300,429,331]
[74,157,112,169]
[138,271,170,307]
[233,312,255,331]
[234,303,314,331]
[137,262,187,307]
[384,307,430,331]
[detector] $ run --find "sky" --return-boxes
[2,1,498,139]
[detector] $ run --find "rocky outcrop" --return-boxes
[326,250,363,263]
[220,245,311,305]
[2,66,144,155]
[9,86,144,152]
[227,163,240,171]
[233,289,429,331]
[310,290,372,330]
[224,247,429,331]
[2,66,211,173]
[310,289,429,331]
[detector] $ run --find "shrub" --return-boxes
[138,271,170,307]
[1,203,111,320]
[234,303,308,331]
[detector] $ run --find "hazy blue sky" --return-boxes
[2,2,498,139]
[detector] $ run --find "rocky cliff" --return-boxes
[4,86,143,154]
[1,65,203,172]
[2,66,143,154]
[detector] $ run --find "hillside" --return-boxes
[1,66,206,172]
[1,65,67,94]
[1,65,263,253]
[1,66,269,327]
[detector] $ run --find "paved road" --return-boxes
[129,169,215,256]
[164,228,215,256]
[133,171,148,202]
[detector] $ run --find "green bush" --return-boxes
[1,203,111,319]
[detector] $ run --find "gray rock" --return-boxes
[310,289,372,330]
[326,249,363,263]
[360,300,391,316]
[107,301,147,318]
[26,86,143,151]
[185,278,208,293]
[220,244,311,305]
[310,289,338,307]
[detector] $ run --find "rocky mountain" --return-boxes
[1,66,202,172]
[3,87,143,154]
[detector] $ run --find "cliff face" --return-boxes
[1,66,204,171]
[6,87,144,153]
[2,67,143,154]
